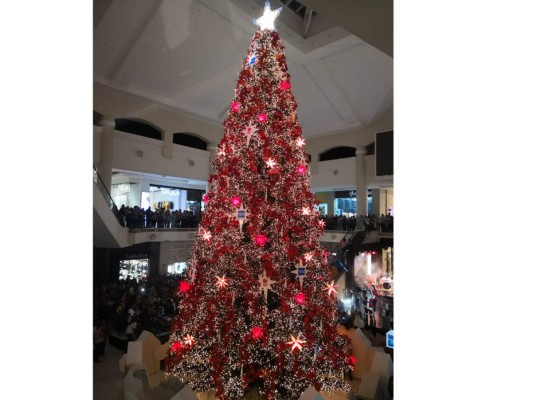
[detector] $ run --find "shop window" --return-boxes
[119,259,149,282]
[334,195,373,216]
[168,262,187,275]
[314,203,327,216]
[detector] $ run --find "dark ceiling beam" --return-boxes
[297,0,393,57]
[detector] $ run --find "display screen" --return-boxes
[376,130,393,176]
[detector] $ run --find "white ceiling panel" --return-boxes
[94,0,392,138]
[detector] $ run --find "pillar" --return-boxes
[98,117,115,191]
[372,188,381,216]
[356,147,368,216]
[163,130,173,158]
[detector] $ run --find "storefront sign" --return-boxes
[335,190,357,198]
[122,253,148,260]
[162,188,180,196]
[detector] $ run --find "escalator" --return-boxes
[93,167,130,248]
[330,229,368,285]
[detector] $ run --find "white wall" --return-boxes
[311,157,357,191]
[107,131,210,181]
[94,82,224,145]
[158,241,194,275]
[305,111,393,172]
[310,156,393,193]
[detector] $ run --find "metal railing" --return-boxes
[93,166,123,224]
[93,166,200,230]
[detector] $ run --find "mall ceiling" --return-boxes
[94,0,393,138]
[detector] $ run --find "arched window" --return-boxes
[319,146,356,161]
[172,133,208,150]
[115,119,162,141]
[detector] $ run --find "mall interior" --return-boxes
[93,1,393,399]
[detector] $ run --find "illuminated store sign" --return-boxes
[162,188,180,196]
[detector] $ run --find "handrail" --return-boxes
[328,230,359,271]
[93,166,123,224]
[93,166,201,230]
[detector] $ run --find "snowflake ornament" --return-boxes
[287,335,306,352]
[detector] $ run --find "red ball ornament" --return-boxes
[172,341,183,352]
[179,281,191,293]
[231,101,240,112]
[202,194,209,203]
[254,234,268,247]
[346,355,356,366]
[257,113,267,123]
[231,196,241,207]
[280,80,291,90]
[296,165,306,175]
[251,327,263,339]
[295,293,306,304]
[324,250,329,257]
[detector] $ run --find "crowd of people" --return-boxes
[112,205,201,229]
[93,274,183,359]
[319,213,394,232]
[110,203,393,233]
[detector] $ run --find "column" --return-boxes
[163,130,173,158]
[98,117,115,191]
[372,188,381,216]
[326,191,335,216]
[356,147,367,216]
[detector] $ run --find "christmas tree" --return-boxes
[166,3,351,399]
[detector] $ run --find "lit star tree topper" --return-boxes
[253,1,282,31]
